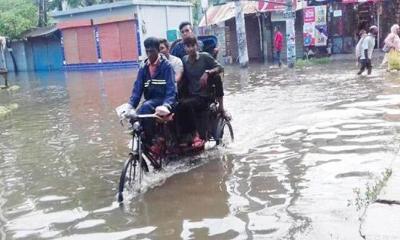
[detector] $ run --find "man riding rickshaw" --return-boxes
[119,29,228,150]
[116,34,233,202]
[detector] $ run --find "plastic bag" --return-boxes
[388,49,400,70]
[382,44,390,53]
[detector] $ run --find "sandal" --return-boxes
[192,135,205,148]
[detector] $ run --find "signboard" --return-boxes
[303,5,328,46]
[307,0,328,5]
[295,0,307,11]
[342,0,377,3]
[304,7,315,23]
[333,10,342,17]
[271,12,285,22]
[283,11,296,19]
[258,0,306,11]
[259,0,284,11]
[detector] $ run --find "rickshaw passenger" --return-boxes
[176,35,224,147]
[159,38,183,83]
[171,21,203,60]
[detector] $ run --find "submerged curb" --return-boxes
[360,161,400,239]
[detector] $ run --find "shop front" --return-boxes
[307,0,383,54]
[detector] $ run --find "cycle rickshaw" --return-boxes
[116,96,233,202]
[116,35,233,202]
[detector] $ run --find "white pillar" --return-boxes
[285,0,296,68]
[234,0,249,68]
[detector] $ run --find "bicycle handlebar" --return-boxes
[119,113,163,127]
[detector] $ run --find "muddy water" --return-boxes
[1,63,400,239]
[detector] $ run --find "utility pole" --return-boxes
[38,0,48,27]
[234,0,249,68]
[284,0,296,68]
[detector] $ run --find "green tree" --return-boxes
[48,0,116,11]
[0,0,37,39]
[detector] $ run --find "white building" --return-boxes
[51,0,192,60]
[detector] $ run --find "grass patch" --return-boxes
[0,85,20,92]
[296,57,331,68]
[0,103,18,120]
[348,168,392,211]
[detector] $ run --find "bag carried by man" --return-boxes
[388,49,400,70]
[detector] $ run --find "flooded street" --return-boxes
[1,62,400,239]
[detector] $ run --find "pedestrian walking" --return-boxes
[381,24,400,70]
[273,26,283,67]
[355,29,367,66]
[357,26,378,75]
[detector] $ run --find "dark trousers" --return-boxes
[207,74,224,98]
[274,51,282,66]
[138,99,163,143]
[358,59,372,75]
[175,96,209,140]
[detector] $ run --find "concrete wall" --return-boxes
[139,6,168,39]
[137,5,191,58]
[0,48,6,70]
[166,6,192,31]
[269,12,304,63]
[199,22,227,64]
[245,15,262,62]
[225,14,262,64]
[225,19,238,62]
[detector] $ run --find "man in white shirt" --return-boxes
[358,25,378,75]
[159,38,183,84]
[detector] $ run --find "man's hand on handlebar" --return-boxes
[155,105,170,117]
[123,109,137,119]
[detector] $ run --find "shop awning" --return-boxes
[199,1,259,27]
[342,0,380,3]
[199,1,306,27]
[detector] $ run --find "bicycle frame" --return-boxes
[118,109,233,202]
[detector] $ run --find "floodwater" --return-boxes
[1,62,400,239]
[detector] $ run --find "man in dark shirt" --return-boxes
[170,21,203,60]
[176,35,224,148]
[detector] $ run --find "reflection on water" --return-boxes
[1,63,400,239]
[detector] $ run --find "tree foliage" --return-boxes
[0,0,37,39]
[48,0,116,11]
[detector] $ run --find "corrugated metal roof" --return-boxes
[21,26,59,38]
[51,0,191,18]
[57,16,137,29]
[199,1,259,27]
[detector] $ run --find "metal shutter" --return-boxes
[32,38,49,71]
[118,21,138,61]
[76,27,97,64]
[46,38,63,70]
[98,23,121,62]
[62,29,79,64]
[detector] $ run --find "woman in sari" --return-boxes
[381,24,400,70]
